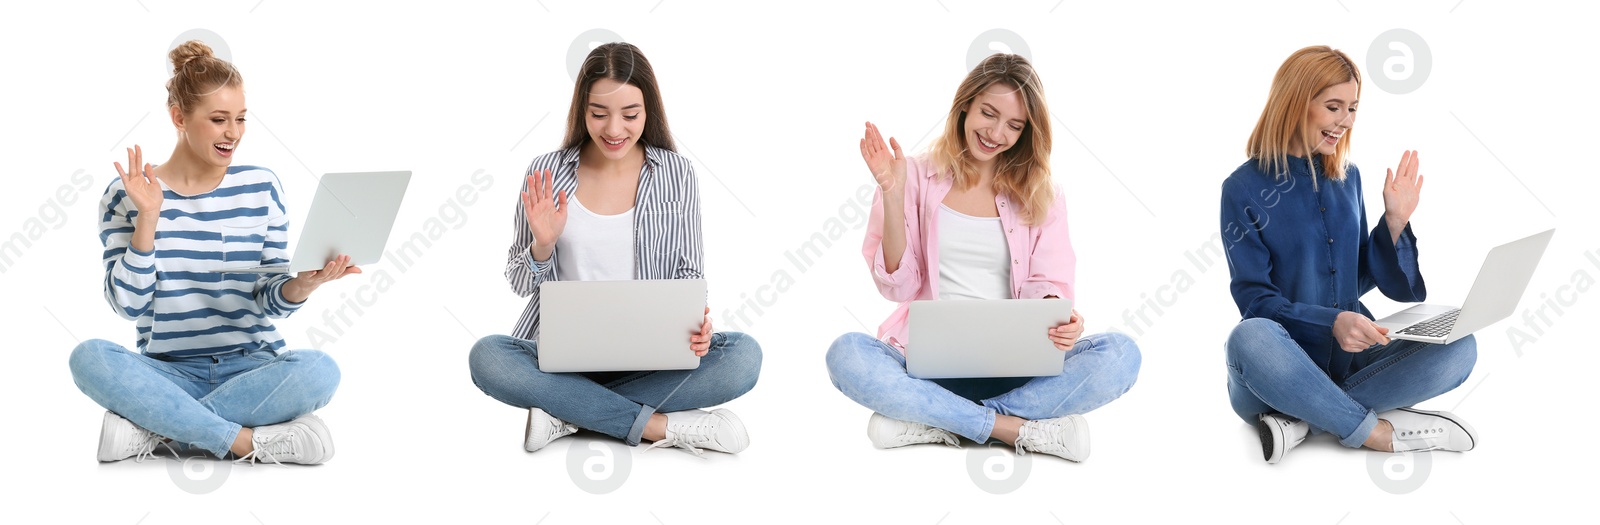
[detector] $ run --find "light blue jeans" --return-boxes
[1225,317,1477,448]
[68,339,340,458]
[468,332,762,446]
[825,332,1141,442]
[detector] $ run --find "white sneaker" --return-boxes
[525,407,578,453]
[1380,407,1477,453]
[866,413,958,449]
[1014,414,1091,462]
[644,409,749,456]
[1256,413,1309,464]
[236,414,334,465]
[97,411,171,462]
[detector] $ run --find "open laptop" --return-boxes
[1376,228,1555,344]
[906,298,1074,379]
[538,279,706,373]
[213,171,412,274]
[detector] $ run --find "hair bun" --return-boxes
[169,40,215,73]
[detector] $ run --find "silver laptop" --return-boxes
[906,298,1074,379]
[1376,228,1555,344]
[214,171,412,274]
[538,279,706,373]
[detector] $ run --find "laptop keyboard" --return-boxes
[1397,309,1461,338]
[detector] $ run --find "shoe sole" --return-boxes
[97,411,125,462]
[293,414,335,464]
[866,413,901,449]
[708,409,749,454]
[1393,407,1477,452]
[1255,415,1283,464]
[525,408,562,453]
[1066,414,1090,462]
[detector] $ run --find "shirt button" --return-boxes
[1320,207,1326,213]
[1328,238,1334,244]
[1330,268,1337,274]
[1013,259,1020,264]
[1334,302,1340,307]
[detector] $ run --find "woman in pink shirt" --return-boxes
[824,53,1140,462]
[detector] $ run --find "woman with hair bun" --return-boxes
[69,40,353,465]
[824,53,1141,462]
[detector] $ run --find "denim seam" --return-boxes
[1342,342,1428,392]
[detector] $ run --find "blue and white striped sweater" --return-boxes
[99,165,303,357]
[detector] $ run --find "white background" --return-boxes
[2,0,1595,522]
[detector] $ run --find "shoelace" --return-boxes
[903,425,959,448]
[128,432,176,463]
[234,429,299,466]
[1013,419,1065,456]
[643,423,717,458]
[547,421,578,442]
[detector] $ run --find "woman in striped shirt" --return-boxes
[825,54,1141,462]
[468,43,762,456]
[69,41,352,465]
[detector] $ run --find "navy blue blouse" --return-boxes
[1220,156,1426,381]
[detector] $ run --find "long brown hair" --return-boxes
[1247,45,1361,184]
[561,42,675,152]
[166,40,243,114]
[927,53,1053,225]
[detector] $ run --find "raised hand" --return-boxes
[860,122,906,192]
[1382,150,1423,242]
[114,145,163,219]
[521,169,569,256]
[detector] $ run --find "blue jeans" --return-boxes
[68,339,341,458]
[1224,318,1477,448]
[467,332,762,446]
[824,332,1141,442]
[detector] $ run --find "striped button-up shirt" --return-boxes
[504,144,704,340]
[99,165,303,357]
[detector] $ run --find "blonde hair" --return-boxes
[928,53,1053,226]
[1247,45,1361,185]
[166,40,243,114]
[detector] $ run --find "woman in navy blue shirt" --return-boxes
[1220,46,1478,463]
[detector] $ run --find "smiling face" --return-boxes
[172,84,246,168]
[1299,79,1357,157]
[584,77,647,160]
[962,82,1028,166]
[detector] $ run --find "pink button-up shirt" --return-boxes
[863,155,1076,352]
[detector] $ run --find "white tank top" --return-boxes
[555,194,635,281]
[936,204,1012,300]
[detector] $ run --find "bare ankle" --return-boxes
[1364,419,1394,452]
[229,427,255,457]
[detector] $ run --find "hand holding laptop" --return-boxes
[1047,309,1085,350]
[691,307,713,357]
[281,253,362,303]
